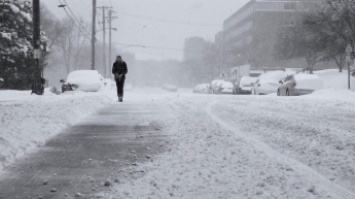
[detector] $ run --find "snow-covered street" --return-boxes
[2,88,353,198]
[0,89,355,198]
[97,90,355,199]
[1,89,355,199]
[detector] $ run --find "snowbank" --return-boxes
[306,89,355,102]
[315,69,355,91]
[0,90,111,172]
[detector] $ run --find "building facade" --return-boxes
[219,0,317,70]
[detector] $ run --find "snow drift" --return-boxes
[0,90,110,172]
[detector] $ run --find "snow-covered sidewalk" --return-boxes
[102,90,355,199]
[0,90,112,172]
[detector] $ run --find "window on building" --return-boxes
[284,2,296,10]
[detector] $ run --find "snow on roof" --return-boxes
[259,71,287,83]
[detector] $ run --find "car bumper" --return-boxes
[292,89,314,96]
[237,88,252,95]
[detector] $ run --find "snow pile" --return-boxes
[315,69,355,91]
[294,74,323,90]
[308,89,355,102]
[0,90,111,172]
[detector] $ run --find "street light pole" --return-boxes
[346,44,352,90]
[108,10,118,79]
[91,0,96,70]
[109,9,112,79]
[97,6,112,78]
[102,7,106,78]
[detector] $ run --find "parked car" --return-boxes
[235,76,257,95]
[211,80,234,94]
[193,84,210,94]
[278,74,323,96]
[162,84,178,92]
[252,71,287,95]
[60,70,103,93]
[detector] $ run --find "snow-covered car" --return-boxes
[211,80,234,94]
[235,76,257,95]
[162,84,178,92]
[278,74,323,96]
[252,71,287,95]
[60,70,103,93]
[193,84,210,94]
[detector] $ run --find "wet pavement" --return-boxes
[0,102,171,199]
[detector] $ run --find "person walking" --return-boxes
[112,56,128,102]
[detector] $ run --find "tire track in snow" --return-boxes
[206,101,355,199]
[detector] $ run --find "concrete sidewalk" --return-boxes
[0,102,170,199]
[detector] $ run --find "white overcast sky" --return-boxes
[43,0,249,61]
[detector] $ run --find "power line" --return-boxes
[118,12,226,29]
[57,0,91,39]
[62,0,91,35]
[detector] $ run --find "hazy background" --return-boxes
[43,0,249,61]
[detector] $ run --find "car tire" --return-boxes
[286,89,290,96]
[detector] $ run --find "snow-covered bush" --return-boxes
[0,0,49,90]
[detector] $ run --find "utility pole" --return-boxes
[102,7,106,78]
[346,44,352,90]
[108,10,118,79]
[96,6,112,78]
[91,0,96,70]
[32,0,43,95]
[108,9,112,79]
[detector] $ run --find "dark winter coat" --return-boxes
[112,61,128,75]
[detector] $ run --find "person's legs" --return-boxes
[115,79,121,100]
[117,77,125,101]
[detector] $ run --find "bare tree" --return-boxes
[275,0,355,73]
[57,17,90,74]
